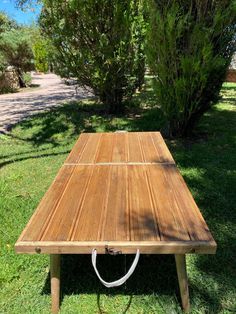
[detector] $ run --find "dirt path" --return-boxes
[0,73,91,133]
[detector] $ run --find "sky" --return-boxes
[0,0,41,25]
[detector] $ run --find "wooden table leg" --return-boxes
[50,254,61,314]
[175,254,190,312]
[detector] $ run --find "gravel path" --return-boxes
[0,73,91,133]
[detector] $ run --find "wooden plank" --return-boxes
[78,133,102,163]
[101,165,129,241]
[127,132,143,162]
[165,165,214,242]
[95,133,114,163]
[147,165,190,241]
[138,132,161,162]
[64,133,90,164]
[111,132,128,162]
[71,166,111,241]
[15,240,217,254]
[128,165,160,241]
[20,166,75,242]
[151,132,175,164]
[64,132,175,165]
[41,166,93,241]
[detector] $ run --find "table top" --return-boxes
[15,132,216,254]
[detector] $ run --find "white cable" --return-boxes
[91,249,140,288]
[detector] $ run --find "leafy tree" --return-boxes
[32,37,49,73]
[40,0,146,113]
[0,28,34,87]
[147,0,236,136]
[0,12,17,71]
[16,0,40,9]
[0,11,18,34]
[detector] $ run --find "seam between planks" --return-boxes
[63,162,176,166]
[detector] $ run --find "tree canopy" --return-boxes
[39,0,146,113]
[15,0,236,136]
[0,11,34,86]
[147,0,236,136]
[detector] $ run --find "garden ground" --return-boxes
[0,82,235,313]
[0,73,91,133]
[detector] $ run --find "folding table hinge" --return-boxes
[105,245,122,255]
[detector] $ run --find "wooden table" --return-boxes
[15,132,216,313]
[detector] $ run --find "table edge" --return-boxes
[15,240,217,255]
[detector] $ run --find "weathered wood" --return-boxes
[15,240,217,255]
[15,131,217,314]
[64,132,175,164]
[17,166,75,242]
[15,132,216,254]
[50,254,60,314]
[175,254,190,312]
[17,164,216,251]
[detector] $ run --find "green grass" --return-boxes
[0,82,236,313]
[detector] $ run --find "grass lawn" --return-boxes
[0,82,235,313]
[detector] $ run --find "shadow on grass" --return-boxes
[167,106,236,313]
[97,292,133,314]
[0,95,165,170]
[9,100,165,147]
[0,149,70,169]
[42,254,179,312]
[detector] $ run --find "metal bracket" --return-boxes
[105,245,122,255]
[35,247,41,254]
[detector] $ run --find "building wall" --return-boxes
[226,53,236,83]
[226,69,236,83]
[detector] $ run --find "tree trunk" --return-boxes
[101,89,124,114]
[16,68,26,88]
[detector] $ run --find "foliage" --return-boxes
[0,12,16,71]
[0,11,18,34]
[32,37,49,73]
[147,0,236,136]
[0,27,34,87]
[39,0,146,113]
[0,28,34,72]
[16,0,41,10]
[22,72,32,86]
[0,53,6,72]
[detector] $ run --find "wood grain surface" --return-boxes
[15,132,216,254]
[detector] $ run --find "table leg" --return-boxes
[50,254,61,314]
[175,254,190,312]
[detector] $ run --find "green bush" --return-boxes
[0,28,34,87]
[40,0,146,113]
[147,0,236,136]
[32,38,49,73]
[22,72,32,86]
